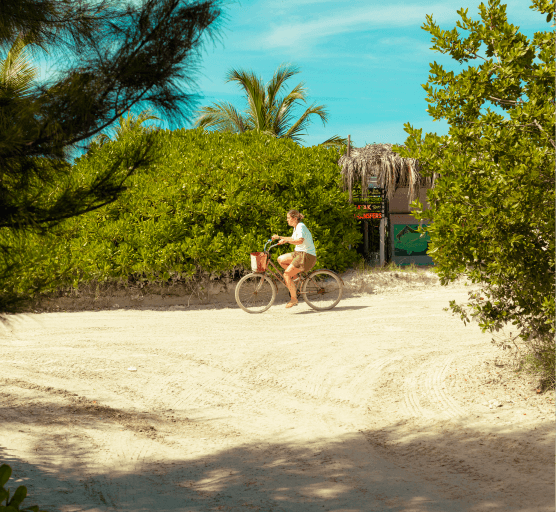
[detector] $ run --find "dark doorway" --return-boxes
[351,179,387,264]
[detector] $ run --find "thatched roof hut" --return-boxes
[338,143,441,203]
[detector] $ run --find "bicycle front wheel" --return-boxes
[301,270,343,311]
[235,273,276,313]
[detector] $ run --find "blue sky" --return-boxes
[33,0,551,148]
[184,0,549,147]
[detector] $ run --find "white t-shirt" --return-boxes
[292,222,316,256]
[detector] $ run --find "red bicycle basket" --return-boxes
[250,252,268,272]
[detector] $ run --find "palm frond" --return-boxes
[283,103,329,143]
[281,81,307,105]
[0,36,37,98]
[194,101,251,133]
[265,63,301,110]
[135,109,160,125]
[91,133,111,146]
[319,135,350,147]
[195,64,334,143]
[116,109,160,137]
[272,97,295,138]
[225,68,269,131]
[246,91,268,132]
[271,81,309,137]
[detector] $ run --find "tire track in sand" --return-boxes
[403,353,468,419]
[331,355,406,405]
[426,354,467,418]
[143,354,337,434]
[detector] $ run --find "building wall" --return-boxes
[388,187,435,266]
[388,187,431,214]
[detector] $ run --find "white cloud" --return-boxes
[239,0,548,54]
[376,36,434,55]
[266,0,338,5]
[262,3,457,50]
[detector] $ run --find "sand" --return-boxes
[0,270,554,511]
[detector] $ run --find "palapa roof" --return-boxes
[338,143,441,203]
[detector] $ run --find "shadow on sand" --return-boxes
[1,394,553,512]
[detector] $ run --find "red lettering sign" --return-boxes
[355,213,382,219]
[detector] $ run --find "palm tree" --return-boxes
[92,109,160,146]
[194,63,349,148]
[0,34,37,103]
[114,109,160,136]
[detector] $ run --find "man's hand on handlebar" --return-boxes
[271,234,280,240]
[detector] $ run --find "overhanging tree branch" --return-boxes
[0,0,229,230]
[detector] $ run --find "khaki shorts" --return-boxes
[291,251,317,272]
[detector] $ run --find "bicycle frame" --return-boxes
[236,240,344,313]
[257,240,308,291]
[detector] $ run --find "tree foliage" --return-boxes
[393,0,555,384]
[194,63,349,147]
[2,129,361,304]
[0,0,227,231]
[0,0,228,312]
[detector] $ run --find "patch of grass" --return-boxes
[511,337,555,392]
[488,324,555,392]
[341,259,442,294]
[354,258,439,275]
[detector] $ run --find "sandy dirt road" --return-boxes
[0,276,554,512]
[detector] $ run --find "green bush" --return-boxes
[0,464,47,512]
[3,128,362,297]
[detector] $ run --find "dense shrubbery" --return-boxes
[395,0,555,387]
[4,128,362,299]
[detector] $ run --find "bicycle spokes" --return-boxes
[235,273,276,313]
[302,270,343,311]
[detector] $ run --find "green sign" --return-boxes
[393,224,431,257]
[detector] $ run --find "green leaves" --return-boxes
[4,129,361,295]
[0,466,10,489]
[7,486,26,509]
[0,35,37,99]
[395,0,555,383]
[0,465,46,512]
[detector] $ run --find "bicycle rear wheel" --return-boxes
[301,269,343,311]
[235,273,276,313]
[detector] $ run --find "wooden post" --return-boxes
[364,219,369,257]
[347,134,352,203]
[380,192,387,267]
[379,218,385,267]
[347,135,352,248]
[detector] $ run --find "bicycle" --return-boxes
[235,239,344,314]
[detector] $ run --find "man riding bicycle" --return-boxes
[271,209,317,308]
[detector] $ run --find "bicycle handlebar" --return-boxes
[264,238,281,252]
